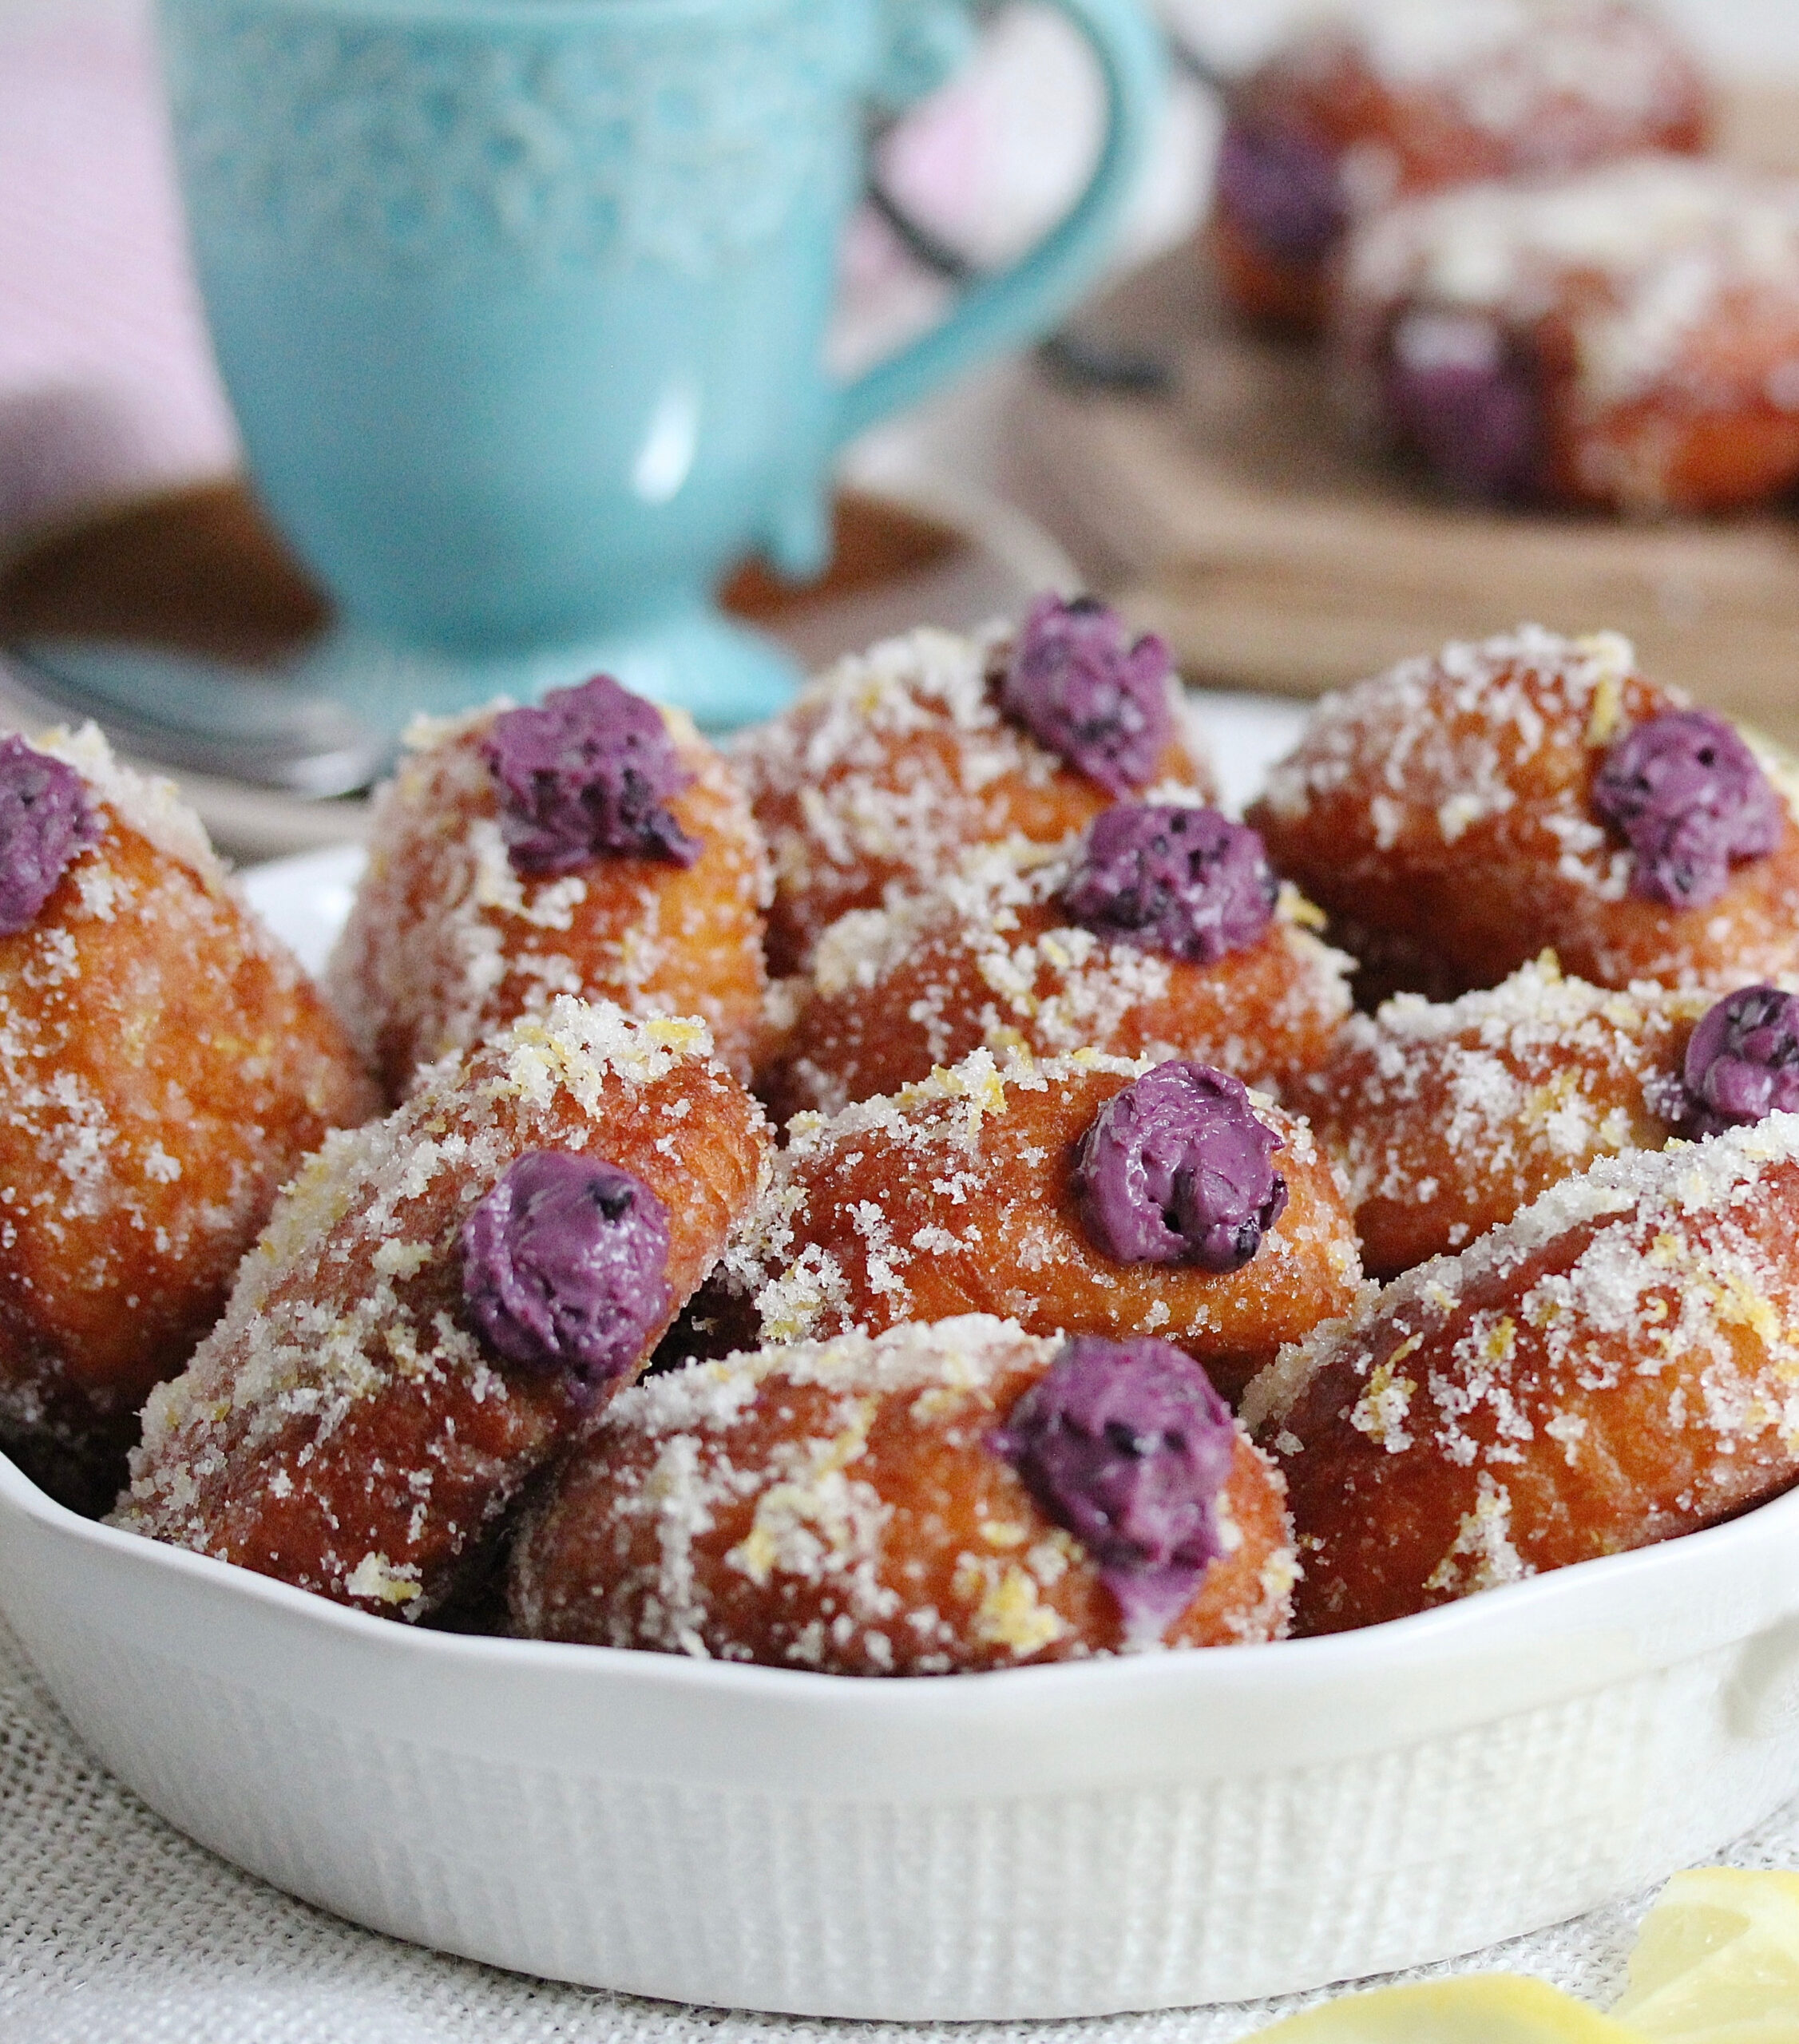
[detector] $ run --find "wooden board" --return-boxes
[1004,88,1799,744]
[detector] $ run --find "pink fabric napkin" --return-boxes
[0,0,235,546]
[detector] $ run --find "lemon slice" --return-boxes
[1250,1975,1644,2041]
[1611,1866,1799,2041]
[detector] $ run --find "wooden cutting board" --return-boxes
[1005,86,1799,745]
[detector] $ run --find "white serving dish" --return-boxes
[6,723,1799,2020]
[6,1456,1799,2019]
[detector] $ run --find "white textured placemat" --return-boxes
[2,1614,1796,2044]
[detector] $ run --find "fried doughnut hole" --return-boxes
[1337,159,1799,514]
[1299,958,1710,1275]
[1210,0,1709,333]
[758,830,1350,1123]
[0,726,377,1513]
[329,691,770,1100]
[733,620,1213,976]
[510,1317,1296,1670]
[1245,1117,1799,1634]
[1247,628,1799,1005]
[112,998,770,1621]
[707,1046,1360,1404]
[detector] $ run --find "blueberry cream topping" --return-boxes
[1682,984,1799,1136]
[461,1151,673,1391]
[1591,709,1781,909]
[0,736,95,937]
[997,593,1174,795]
[482,674,699,877]
[993,1334,1238,1639]
[1215,118,1345,266]
[1061,804,1277,961]
[1382,311,1541,503]
[1074,1061,1287,1270]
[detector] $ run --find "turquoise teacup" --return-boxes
[152,0,1163,732]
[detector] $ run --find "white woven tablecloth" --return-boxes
[4,1613,1797,2044]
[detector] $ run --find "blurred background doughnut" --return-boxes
[1336,157,1799,512]
[1209,0,1711,333]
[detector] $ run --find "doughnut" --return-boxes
[1246,626,1799,1004]
[1211,0,1710,332]
[111,996,771,1621]
[1299,957,1715,1275]
[757,804,1351,1123]
[509,1318,1297,1670]
[704,1046,1361,1404]
[0,725,377,1514]
[328,675,770,1101]
[1336,157,1799,511]
[733,599,1215,975]
[1244,1113,1799,1634]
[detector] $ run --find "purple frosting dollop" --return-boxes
[1682,984,1799,1136]
[1215,117,1345,265]
[997,593,1175,796]
[481,674,699,877]
[993,1334,1238,1638]
[1591,709,1782,909]
[1061,804,1278,962]
[1075,1061,1287,1271]
[0,736,95,937]
[1382,314,1542,503]
[460,1151,673,1392]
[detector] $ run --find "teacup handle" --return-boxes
[833,0,1166,446]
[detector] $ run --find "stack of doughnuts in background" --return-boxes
[6,592,1797,1669]
[1208,0,1799,516]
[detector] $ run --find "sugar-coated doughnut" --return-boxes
[1211,0,1710,332]
[734,603,1214,976]
[510,1318,1297,1670]
[1337,158,1799,511]
[0,725,377,1514]
[1244,1116,1799,1634]
[1299,958,1712,1275]
[757,808,1350,1123]
[111,997,771,1620]
[329,676,770,1101]
[1246,627,1799,1004]
[703,1046,1361,1404]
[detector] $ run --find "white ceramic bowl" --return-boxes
[6,1454,1799,2019]
[6,759,1799,2020]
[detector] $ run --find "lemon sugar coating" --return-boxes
[113,996,771,1620]
[328,696,770,1101]
[0,723,378,1514]
[1299,957,1713,1275]
[706,1044,1361,1404]
[1248,626,1799,1002]
[1246,1115,1799,1634]
[732,620,1215,976]
[758,833,1349,1122]
[509,1316,1297,1671]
